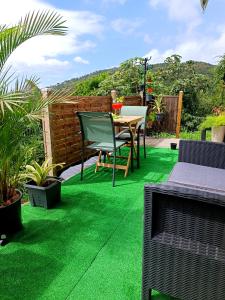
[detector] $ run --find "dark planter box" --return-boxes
[25,177,61,209]
[0,190,23,236]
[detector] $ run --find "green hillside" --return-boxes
[51,61,214,90]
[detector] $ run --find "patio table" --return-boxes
[113,115,143,173]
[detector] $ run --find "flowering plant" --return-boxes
[147,87,153,94]
[115,96,125,103]
[146,74,154,94]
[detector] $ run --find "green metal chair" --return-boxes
[116,106,148,168]
[77,111,132,187]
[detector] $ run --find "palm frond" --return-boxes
[0,10,67,72]
[200,0,209,11]
[23,87,75,121]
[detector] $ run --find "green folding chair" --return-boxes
[77,112,132,187]
[116,106,148,168]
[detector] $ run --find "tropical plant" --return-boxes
[23,158,64,186]
[152,95,165,114]
[199,114,225,130]
[0,10,68,205]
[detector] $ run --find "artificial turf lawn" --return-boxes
[0,147,178,300]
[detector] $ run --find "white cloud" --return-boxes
[149,0,202,31]
[102,0,127,4]
[145,25,225,64]
[1,0,104,69]
[74,56,89,64]
[111,18,143,35]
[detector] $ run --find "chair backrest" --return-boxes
[77,112,115,144]
[120,106,148,129]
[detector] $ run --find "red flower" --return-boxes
[112,103,123,110]
[147,87,153,94]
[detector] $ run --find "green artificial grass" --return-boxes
[0,147,178,300]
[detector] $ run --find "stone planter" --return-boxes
[211,126,225,143]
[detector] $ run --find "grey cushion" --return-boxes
[168,162,225,194]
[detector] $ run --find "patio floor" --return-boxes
[0,147,178,300]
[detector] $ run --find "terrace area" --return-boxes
[1,6,225,300]
[1,146,178,300]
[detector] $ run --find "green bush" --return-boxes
[199,114,225,130]
[181,112,204,132]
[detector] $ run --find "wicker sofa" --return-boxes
[142,140,225,300]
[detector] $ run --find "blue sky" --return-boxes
[2,0,225,87]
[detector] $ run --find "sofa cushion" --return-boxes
[168,162,225,194]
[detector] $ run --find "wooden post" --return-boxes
[42,89,54,176]
[176,91,183,138]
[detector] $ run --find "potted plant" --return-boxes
[24,158,64,209]
[112,96,124,114]
[199,114,225,143]
[0,11,67,242]
[146,75,154,103]
[152,94,166,121]
[147,111,156,128]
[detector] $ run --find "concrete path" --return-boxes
[145,137,180,148]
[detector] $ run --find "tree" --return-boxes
[0,11,68,203]
[97,57,144,96]
[73,72,109,96]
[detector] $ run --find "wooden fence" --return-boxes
[162,91,183,134]
[42,93,182,170]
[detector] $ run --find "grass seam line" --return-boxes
[64,206,135,300]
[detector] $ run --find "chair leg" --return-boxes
[103,151,106,163]
[125,148,131,177]
[112,152,116,187]
[143,131,146,159]
[137,134,140,169]
[131,140,134,172]
[81,145,84,180]
[95,150,102,173]
[106,151,111,162]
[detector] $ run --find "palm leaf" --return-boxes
[200,0,209,11]
[0,10,67,72]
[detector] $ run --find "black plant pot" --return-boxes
[25,177,61,209]
[170,142,177,150]
[0,190,23,237]
[156,113,164,122]
[146,94,154,104]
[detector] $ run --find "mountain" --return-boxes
[51,67,117,90]
[51,61,215,90]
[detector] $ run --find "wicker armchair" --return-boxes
[142,140,225,300]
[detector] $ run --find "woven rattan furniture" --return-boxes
[142,140,225,300]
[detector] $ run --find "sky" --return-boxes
[2,0,225,87]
